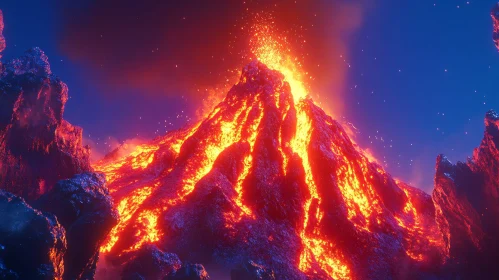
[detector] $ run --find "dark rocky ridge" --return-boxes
[121,244,182,280]
[230,260,276,280]
[432,110,499,279]
[165,263,210,280]
[0,189,66,279]
[0,10,117,280]
[35,173,119,280]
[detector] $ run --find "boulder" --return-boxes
[0,190,66,279]
[121,245,181,280]
[230,260,275,280]
[165,263,210,280]
[35,172,119,279]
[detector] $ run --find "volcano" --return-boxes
[94,61,447,279]
[3,6,499,280]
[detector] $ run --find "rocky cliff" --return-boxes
[432,110,499,279]
[0,47,91,200]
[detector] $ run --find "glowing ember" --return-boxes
[250,21,309,102]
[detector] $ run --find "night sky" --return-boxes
[1,0,498,193]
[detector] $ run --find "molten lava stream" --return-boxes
[290,102,351,280]
[251,22,352,278]
[97,125,200,253]
[174,96,259,202]
[331,143,383,232]
[229,100,264,222]
[98,93,271,253]
[100,183,157,253]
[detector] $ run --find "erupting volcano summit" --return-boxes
[94,61,447,279]
[3,6,499,280]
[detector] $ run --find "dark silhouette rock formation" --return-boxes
[230,260,275,280]
[35,172,119,279]
[0,48,91,200]
[0,189,66,279]
[432,110,499,279]
[121,245,182,280]
[165,263,210,280]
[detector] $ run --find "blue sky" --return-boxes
[347,0,499,191]
[1,0,498,192]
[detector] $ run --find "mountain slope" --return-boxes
[95,61,446,279]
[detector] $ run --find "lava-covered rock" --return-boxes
[160,142,248,262]
[0,189,66,279]
[0,47,91,200]
[35,172,119,280]
[165,263,210,280]
[432,110,499,279]
[230,260,275,280]
[121,245,182,280]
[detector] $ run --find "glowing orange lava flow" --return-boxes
[100,184,155,253]
[93,19,446,280]
[291,105,351,279]
[95,126,200,253]
[252,20,352,279]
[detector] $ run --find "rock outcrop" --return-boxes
[231,261,275,280]
[1,173,118,280]
[121,245,182,280]
[0,47,91,200]
[35,172,119,279]
[0,190,66,279]
[165,263,210,280]
[0,20,115,279]
[432,110,499,279]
